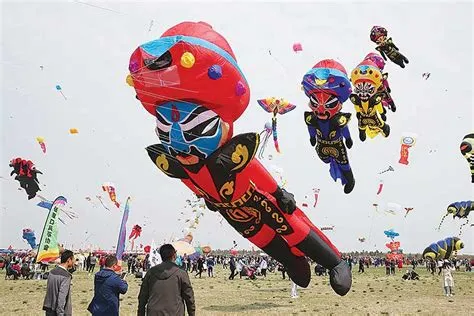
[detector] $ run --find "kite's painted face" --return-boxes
[460,134,474,159]
[375,35,387,44]
[155,101,229,165]
[308,92,342,120]
[351,65,382,102]
[354,81,376,102]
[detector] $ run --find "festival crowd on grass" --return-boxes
[1,248,473,315]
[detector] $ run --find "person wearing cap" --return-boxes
[87,255,128,316]
[441,260,455,297]
[138,244,195,316]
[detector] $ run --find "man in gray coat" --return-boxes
[138,244,195,316]
[42,250,75,316]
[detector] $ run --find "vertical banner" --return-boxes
[116,197,130,260]
[36,196,67,263]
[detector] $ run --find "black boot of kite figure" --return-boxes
[342,169,355,194]
[296,230,352,295]
[359,129,366,142]
[390,102,396,112]
[261,235,311,288]
[382,124,391,138]
[394,53,409,68]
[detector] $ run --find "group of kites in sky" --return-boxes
[6,21,474,294]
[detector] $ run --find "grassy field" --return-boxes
[1,266,473,315]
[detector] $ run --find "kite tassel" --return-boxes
[258,128,272,159]
[272,116,280,153]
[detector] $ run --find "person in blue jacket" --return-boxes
[88,255,128,316]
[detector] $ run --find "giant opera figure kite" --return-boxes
[370,26,409,69]
[302,59,355,194]
[363,53,395,114]
[127,21,351,295]
[350,59,390,141]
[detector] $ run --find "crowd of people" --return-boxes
[2,250,473,315]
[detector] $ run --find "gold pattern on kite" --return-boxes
[156,154,170,172]
[231,144,249,171]
[219,181,235,199]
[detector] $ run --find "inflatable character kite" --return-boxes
[384,229,399,240]
[128,21,351,295]
[460,133,474,183]
[370,26,409,68]
[9,158,42,199]
[350,59,390,141]
[302,59,355,194]
[385,241,403,261]
[438,201,474,235]
[422,237,463,260]
[364,53,395,114]
[446,201,474,219]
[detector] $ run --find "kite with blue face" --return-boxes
[155,101,224,163]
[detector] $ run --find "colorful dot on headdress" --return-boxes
[208,65,222,80]
[180,52,195,68]
[129,61,139,73]
[235,81,246,96]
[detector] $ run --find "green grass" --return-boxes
[1,266,472,315]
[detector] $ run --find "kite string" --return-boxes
[96,196,111,211]
[437,213,449,231]
[458,218,470,237]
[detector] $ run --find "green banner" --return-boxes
[36,196,67,263]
